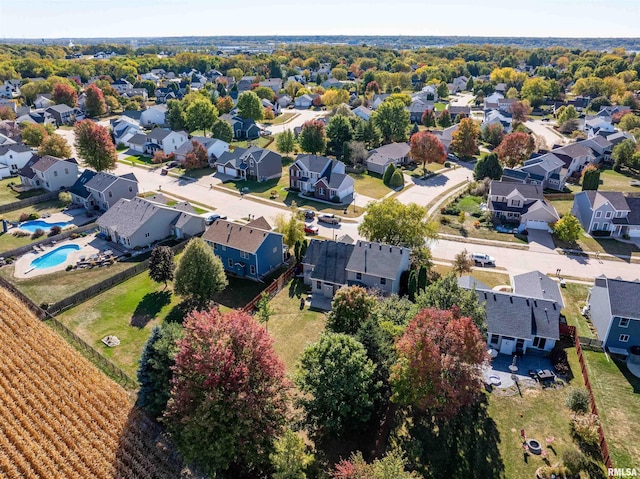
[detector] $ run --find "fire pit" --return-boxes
[526,439,542,455]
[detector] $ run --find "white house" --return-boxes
[139,105,167,127]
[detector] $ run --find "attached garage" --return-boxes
[525,220,551,231]
[216,164,237,176]
[629,227,640,238]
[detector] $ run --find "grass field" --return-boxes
[0,177,46,205]
[267,279,326,372]
[349,171,395,199]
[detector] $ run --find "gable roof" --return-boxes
[85,171,138,193]
[245,216,272,231]
[216,146,279,168]
[346,240,410,280]
[367,142,410,166]
[0,143,31,156]
[97,197,175,237]
[202,219,281,254]
[294,154,333,174]
[303,239,354,285]
[489,180,544,200]
[128,133,148,145]
[31,155,76,173]
[594,276,640,320]
[67,169,97,199]
[582,191,630,211]
[146,128,178,141]
[512,271,564,308]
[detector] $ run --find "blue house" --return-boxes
[588,276,640,355]
[202,216,284,280]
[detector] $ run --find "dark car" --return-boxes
[447,153,459,161]
[303,210,315,219]
[166,161,180,168]
[160,168,168,176]
[205,214,228,225]
[318,214,340,225]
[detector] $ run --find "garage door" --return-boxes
[629,228,640,238]
[216,165,225,174]
[526,220,550,231]
[224,166,236,176]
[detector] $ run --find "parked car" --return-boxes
[304,225,319,235]
[447,153,459,161]
[318,214,340,225]
[160,168,168,176]
[470,252,495,266]
[303,210,316,219]
[166,161,179,168]
[205,214,228,225]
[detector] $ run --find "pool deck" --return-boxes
[13,235,117,278]
[13,209,94,232]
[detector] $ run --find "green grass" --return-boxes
[222,173,290,201]
[457,195,483,214]
[561,283,594,338]
[431,264,511,288]
[554,231,640,259]
[437,214,529,245]
[0,178,46,205]
[349,171,394,199]
[267,279,326,372]
[56,273,181,377]
[582,350,640,467]
[123,154,154,166]
[548,199,574,217]
[230,137,273,150]
[0,200,70,253]
[261,112,298,125]
[409,162,446,178]
[434,102,446,111]
[598,168,640,193]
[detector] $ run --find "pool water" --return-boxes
[19,220,73,233]
[30,244,81,270]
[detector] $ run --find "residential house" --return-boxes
[503,153,566,190]
[261,98,280,114]
[452,76,469,92]
[584,117,615,137]
[448,105,471,118]
[34,94,54,109]
[294,94,317,109]
[0,80,20,99]
[302,239,410,310]
[215,146,282,181]
[494,83,507,95]
[276,94,292,108]
[365,142,411,175]
[259,78,283,93]
[482,109,513,133]
[488,181,559,231]
[512,270,565,308]
[16,111,56,127]
[84,171,139,211]
[0,143,34,177]
[68,169,97,209]
[122,88,149,101]
[112,117,142,146]
[126,133,148,153]
[571,191,640,238]
[176,136,229,164]
[484,92,504,110]
[289,154,355,202]
[19,155,79,191]
[587,276,640,355]
[111,79,134,93]
[498,97,517,113]
[322,78,343,90]
[139,105,167,127]
[45,104,84,126]
[371,94,390,110]
[222,115,261,140]
[420,84,438,101]
[237,76,255,93]
[155,87,184,104]
[430,124,459,152]
[353,105,373,122]
[202,218,284,280]
[97,196,205,249]
[606,131,636,148]
[408,98,434,124]
[144,128,189,155]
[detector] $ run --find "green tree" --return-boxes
[437,82,449,99]
[557,105,578,125]
[355,119,382,149]
[137,322,183,418]
[252,86,276,101]
[382,163,396,185]
[185,97,217,136]
[422,109,436,128]
[166,99,186,130]
[21,122,53,147]
[174,238,228,307]
[358,198,437,248]
[273,210,305,249]
[37,134,71,158]
[481,123,505,148]
[298,120,327,155]
[237,91,264,121]
[326,114,353,161]
[148,245,175,287]
[255,292,274,330]
[327,286,378,335]
[619,113,640,132]
[612,138,636,171]
[74,120,117,171]
[373,99,410,144]
[295,333,378,436]
[473,152,503,180]
[581,166,600,191]
[521,77,548,107]
[408,270,418,301]
[211,119,233,143]
[389,169,404,188]
[417,266,428,292]
[276,129,296,156]
[553,213,582,243]
[437,110,452,128]
[270,429,314,479]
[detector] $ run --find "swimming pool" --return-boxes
[30,244,81,270]
[19,220,73,233]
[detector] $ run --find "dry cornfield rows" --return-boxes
[0,287,183,478]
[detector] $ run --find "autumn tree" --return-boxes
[473,152,503,180]
[237,91,264,121]
[216,95,234,114]
[273,209,306,249]
[332,451,419,479]
[295,333,378,436]
[185,97,218,136]
[510,100,531,123]
[84,83,107,118]
[495,132,535,168]
[164,308,290,476]
[521,77,549,107]
[0,106,14,120]
[148,245,175,286]
[390,308,487,419]
[581,165,600,191]
[553,213,582,243]
[21,122,53,147]
[74,120,117,171]
[358,197,438,248]
[481,123,505,148]
[137,322,183,418]
[437,110,452,128]
[174,238,228,307]
[211,119,234,143]
[276,129,296,156]
[327,286,378,335]
[410,131,446,175]
[373,99,410,144]
[270,429,314,479]
[184,140,209,170]
[322,89,350,107]
[326,114,353,161]
[37,133,72,158]
[52,83,78,107]
[422,109,436,128]
[450,118,480,159]
[452,249,474,276]
[298,120,326,155]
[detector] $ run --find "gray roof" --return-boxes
[31,155,76,173]
[489,180,544,200]
[346,240,410,279]
[45,104,74,114]
[295,154,332,174]
[0,143,31,155]
[582,191,630,212]
[146,128,173,141]
[202,219,281,254]
[457,275,490,291]
[626,197,640,226]
[513,271,564,308]
[85,171,137,193]
[97,197,170,237]
[128,133,148,145]
[326,172,350,189]
[68,169,96,199]
[367,142,410,166]
[216,146,280,168]
[303,239,354,285]
[601,276,640,319]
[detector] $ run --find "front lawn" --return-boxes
[349,171,395,199]
[0,177,46,205]
[267,278,326,372]
[221,173,290,201]
[261,112,298,125]
[230,136,273,150]
[123,154,155,166]
[554,231,640,259]
[431,264,511,288]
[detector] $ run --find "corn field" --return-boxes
[0,288,183,478]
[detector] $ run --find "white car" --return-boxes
[470,252,495,266]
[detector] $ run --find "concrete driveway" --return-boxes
[527,229,556,252]
[259,109,328,135]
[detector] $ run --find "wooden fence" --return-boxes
[242,264,297,314]
[0,190,59,214]
[562,324,613,469]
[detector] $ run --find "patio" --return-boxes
[484,353,555,389]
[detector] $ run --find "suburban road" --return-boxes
[113,161,640,282]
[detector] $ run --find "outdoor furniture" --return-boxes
[537,369,555,381]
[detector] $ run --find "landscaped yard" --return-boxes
[554,231,640,259]
[349,171,394,199]
[261,112,298,125]
[267,278,326,372]
[408,161,446,178]
[122,154,155,166]
[230,136,273,150]
[0,177,46,205]
[431,264,511,289]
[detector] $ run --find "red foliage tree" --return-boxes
[365,81,380,95]
[183,140,209,170]
[84,84,107,118]
[390,308,488,419]
[312,95,323,107]
[74,119,117,171]
[52,83,78,107]
[152,150,167,164]
[510,100,531,123]
[0,106,15,120]
[495,131,536,168]
[216,95,234,114]
[164,308,290,476]
[410,130,447,175]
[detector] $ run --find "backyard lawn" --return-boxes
[0,178,46,205]
[267,279,326,372]
[548,199,574,217]
[561,283,594,338]
[598,168,640,193]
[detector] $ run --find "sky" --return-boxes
[0,0,638,39]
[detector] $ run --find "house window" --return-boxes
[227,258,233,268]
[213,243,218,250]
[380,277,386,285]
[595,211,602,218]
[316,281,321,290]
[618,317,630,328]
[54,171,58,177]
[619,334,630,343]
[250,265,256,275]
[511,200,521,207]
[240,251,249,259]
[249,159,254,166]
[490,334,499,344]
[356,272,362,280]
[533,337,547,349]
[273,247,278,253]
[108,191,113,198]
[605,211,612,218]
[592,222,599,230]
[317,188,324,196]
[129,187,133,192]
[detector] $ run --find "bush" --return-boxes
[116,142,126,150]
[442,206,460,216]
[562,449,588,476]
[18,213,29,222]
[40,302,49,310]
[389,169,404,188]
[536,465,569,479]
[12,230,30,237]
[28,213,40,220]
[331,195,341,203]
[444,161,451,168]
[49,225,62,236]
[566,388,591,414]
[550,345,570,376]
[65,264,74,271]
[440,216,451,225]
[570,414,601,457]
[58,191,71,204]
[31,228,45,239]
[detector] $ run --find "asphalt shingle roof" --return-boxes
[202,219,280,254]
[68,169,96,199]
[489,181,544,200]
[606,277,640,319]
[513,271,564,308]
[346,241,410,279]
[303,239,354,285]
[583,191,630,211]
